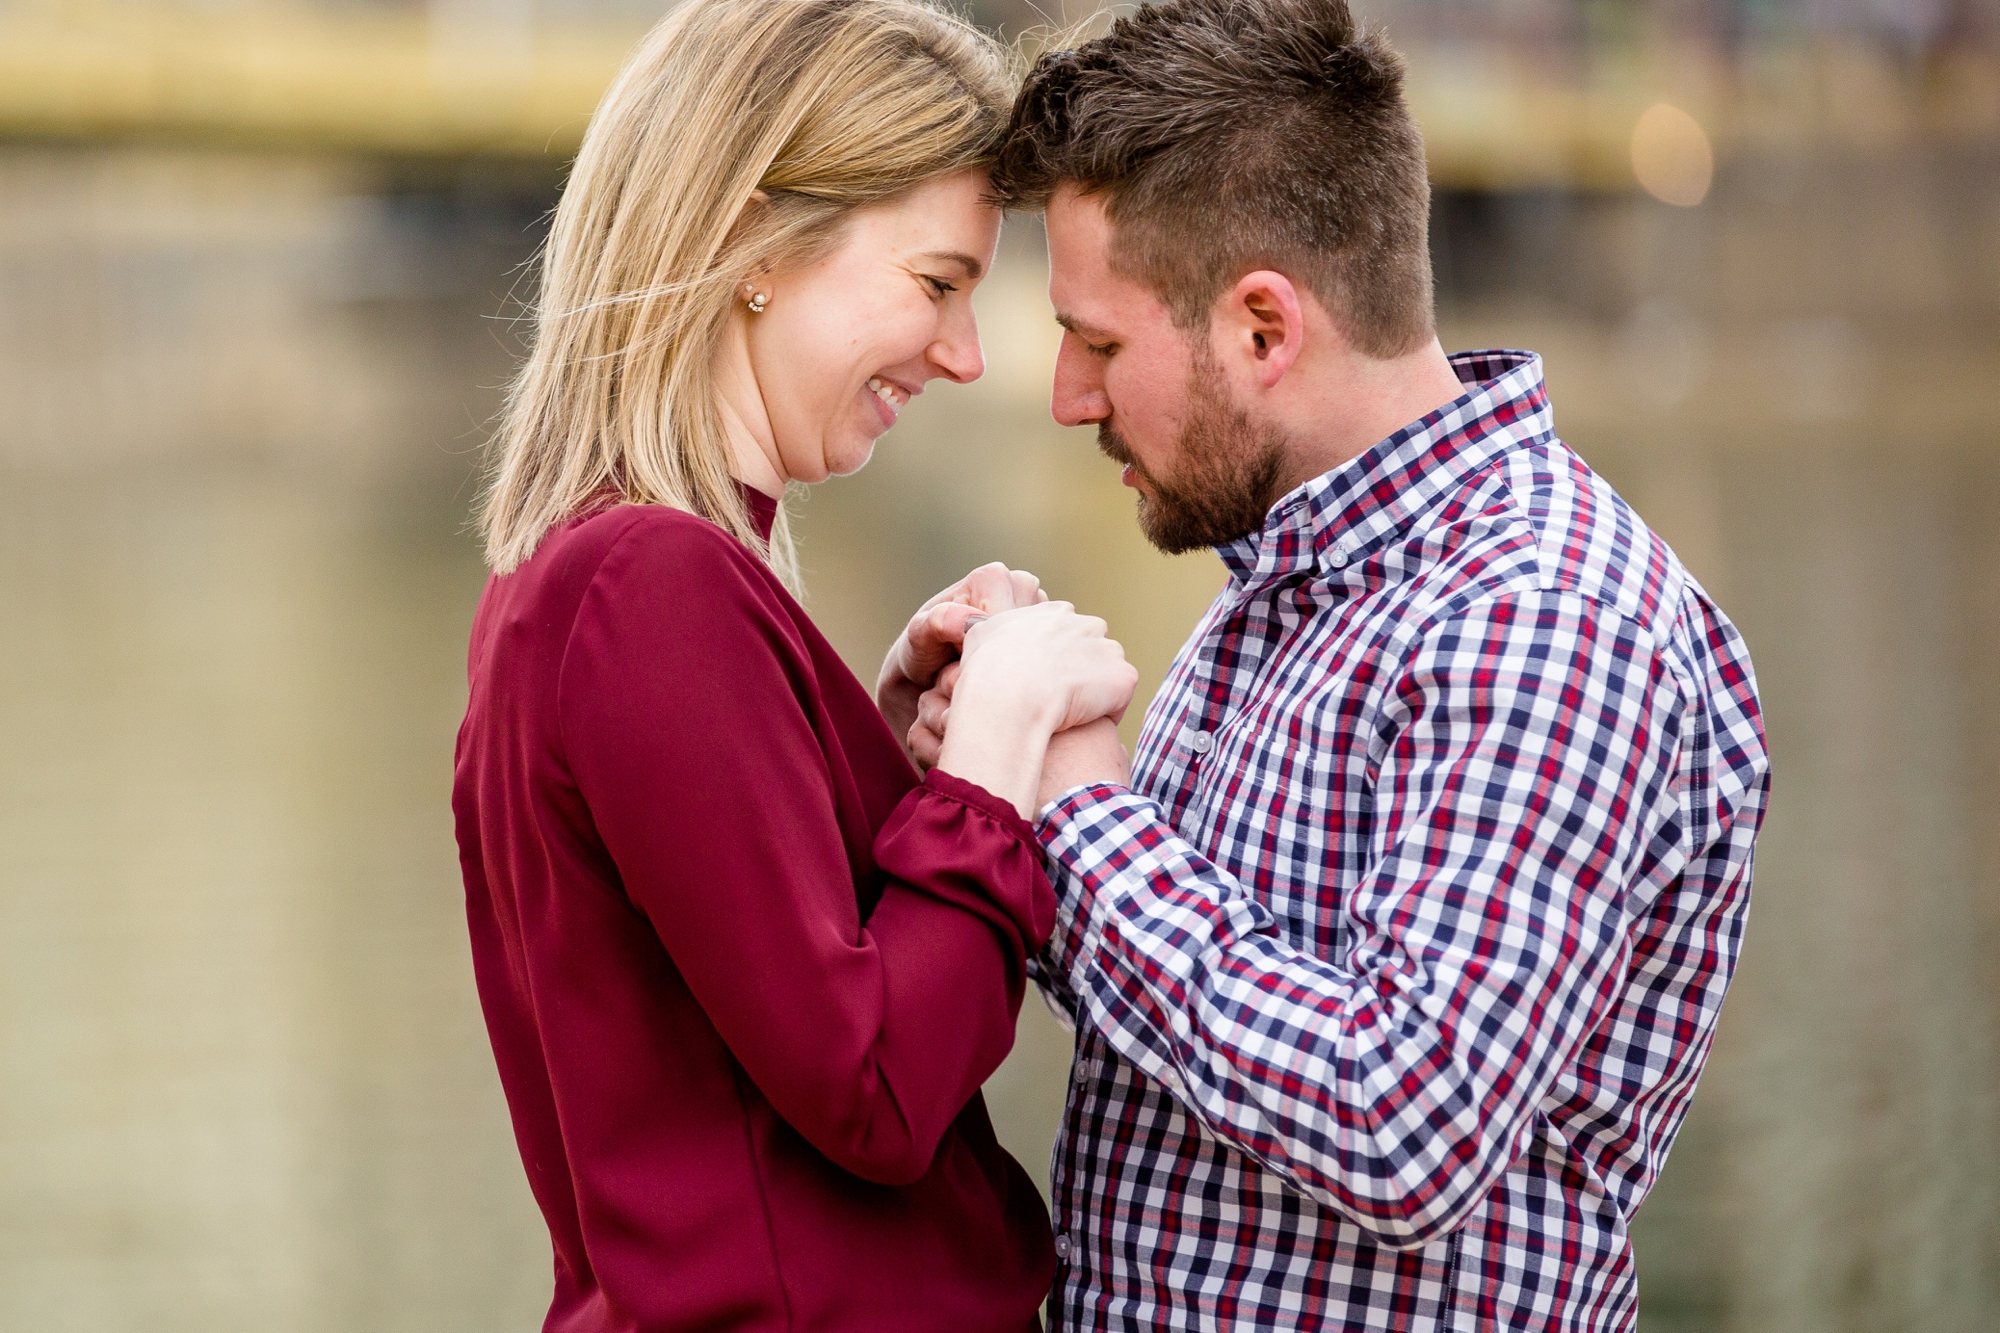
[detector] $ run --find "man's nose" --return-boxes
[1052,332,1111,427]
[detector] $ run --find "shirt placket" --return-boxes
[1152,605,1238,827]
[1160,566,1312,830]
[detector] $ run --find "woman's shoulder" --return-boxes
[551,502,831,726]
[558,501,798,639]
[560,500,765,565]
[541,502,774,597]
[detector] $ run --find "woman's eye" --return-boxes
[924,276,958,298]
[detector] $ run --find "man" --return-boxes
[893,0,1768,1328]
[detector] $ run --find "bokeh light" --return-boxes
[1630,102,1715,207]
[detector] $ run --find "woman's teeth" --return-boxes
[866,377,902,415]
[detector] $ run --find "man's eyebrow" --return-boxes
[1055,312,1113,341]
[922,250,985,281]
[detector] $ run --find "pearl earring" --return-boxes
[745,285,769,314]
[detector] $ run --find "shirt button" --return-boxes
[1327,545,1350,568]
[1188,729,1214,754]
[1054,1233,1073,1261]
[1072,1061,1090,1086]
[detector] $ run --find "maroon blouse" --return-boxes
[452,489,1058,1332]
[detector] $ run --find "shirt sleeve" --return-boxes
[1026,941,1081,1031]
[558,514,1055,1187]
[1035,589,1685,1247]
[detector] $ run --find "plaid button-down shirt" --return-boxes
[1032,350,1769,1332]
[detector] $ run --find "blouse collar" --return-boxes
[739,482,779,543]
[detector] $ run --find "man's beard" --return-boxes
[1097,347,1287,555]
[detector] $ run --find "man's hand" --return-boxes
[877,563,1043,767]
[1037,719,1130,814]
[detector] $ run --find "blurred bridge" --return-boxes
[2,0,1996,192]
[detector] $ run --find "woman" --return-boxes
[451,1,1136,1329]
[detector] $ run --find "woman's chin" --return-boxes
[827,437,880,478]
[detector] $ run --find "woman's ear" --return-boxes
[732,190,775,304]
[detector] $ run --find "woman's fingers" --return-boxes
[907,681,953,768]
[888,604,960,692]
[907,716,944,769]
[951,600,1137,733]
[960,562,1019,613]
[960,562,1048,614]
[1007,569,1042,610]
[896,563,1014,670]
[910,565,1045,664]
[916,685,951,736]
[923,601,985,647]
[880,564,1040,754]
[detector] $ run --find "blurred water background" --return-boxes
[1,0,1996,1328]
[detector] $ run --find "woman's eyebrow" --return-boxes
[921,250,985,281]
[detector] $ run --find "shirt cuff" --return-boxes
[1032,782,1151,986]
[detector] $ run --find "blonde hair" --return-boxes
[480,0,1014,580]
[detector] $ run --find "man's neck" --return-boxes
[1272,338,1466,498]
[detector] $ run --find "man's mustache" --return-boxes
[1096,425,1134,468]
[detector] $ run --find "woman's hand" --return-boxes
[877,563,1044,766]
[931,602,1139,818]
[906,660,962,771]
[919,676,1129,814]
[909,607,1138,766]
[955,602,1138,735]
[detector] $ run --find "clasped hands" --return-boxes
[876,563,1136,820]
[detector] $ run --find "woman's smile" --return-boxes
[865,375,915,430]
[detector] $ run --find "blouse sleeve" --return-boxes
[556,513,1055,1186]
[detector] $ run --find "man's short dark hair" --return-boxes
[992,0,1433,358]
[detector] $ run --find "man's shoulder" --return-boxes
[1398,438,1689,647]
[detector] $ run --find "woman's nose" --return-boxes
[928,309,984,385]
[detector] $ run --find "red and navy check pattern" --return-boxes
[1032,351,1769,1332]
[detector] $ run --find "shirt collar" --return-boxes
[1216,349,1553,587]
[738,481,780,543]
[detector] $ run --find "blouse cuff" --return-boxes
[920,767,1038,850]
[875,768,1057,958]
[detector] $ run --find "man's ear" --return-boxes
[1213,270,1306,389]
